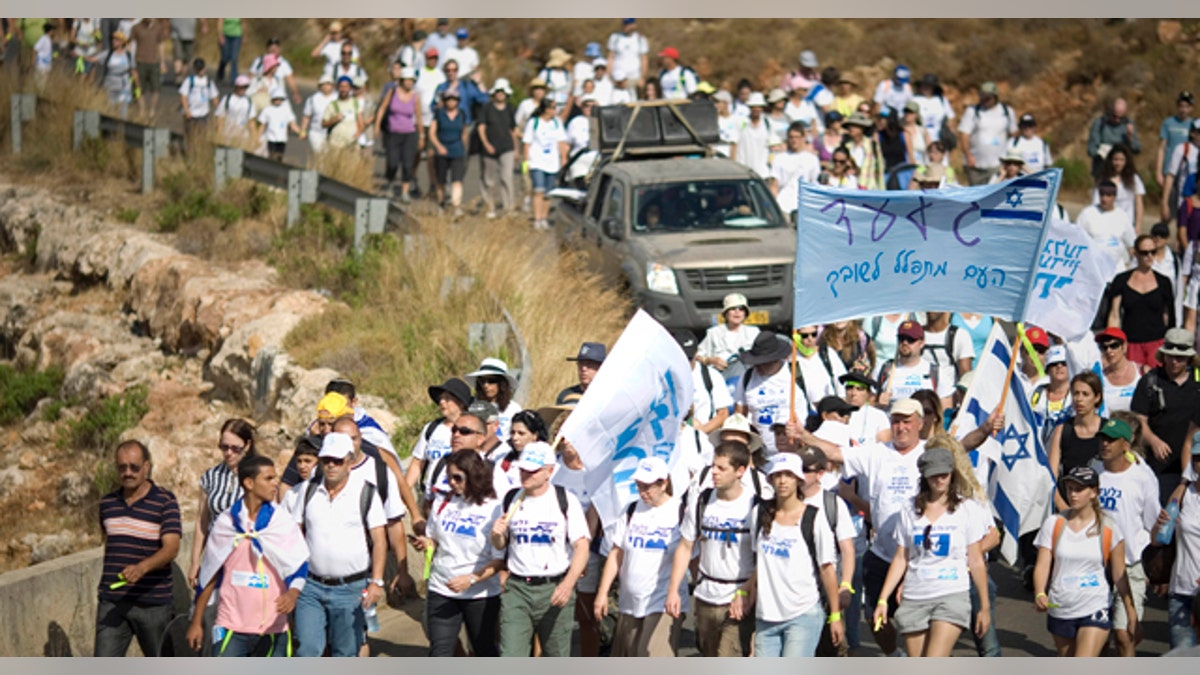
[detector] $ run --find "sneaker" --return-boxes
[399,192,411,205]
[486,211,497,219]
[453,207,464,219]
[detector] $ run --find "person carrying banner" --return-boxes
[667,441,759,656]
[594,457,688,656]
[734,331,809,459]
[1032,465,1136,657]
[490,442,591,657]
[187,455,310,657]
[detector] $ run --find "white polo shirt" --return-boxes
[294,475,386,578]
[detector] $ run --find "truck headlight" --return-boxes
[646,263,679,295]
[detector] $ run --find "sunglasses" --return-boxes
[898,336,920,344]
[219,443,246,453]
[447,472,466,484]
[798,331,818,339]
[451,426,482,436]
[1099,340,1123,351]
[116,463,144,473]
[1136,249,1156,256]
[479,376,505,385]
[832,159,848,165]
[844,382,868,391]
[319,456,346,466]
[1033,344,1048,354]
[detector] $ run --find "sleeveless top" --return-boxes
[434,108,467,158]
[386,88,417,134]
[1059,417,1105,475]
[1100,362,1139,414]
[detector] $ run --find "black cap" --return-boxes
[266,37,281,46]
[437,18,450,25]
[839,371,879,392]
[1019,113,1036,126]
[798,446,829,472]
[672,330,699,361]
[1059,465,1100,490]
[817,396,858,416]
[1180,91,1195,104]
[920,73,940,87]
[428,378,473,408]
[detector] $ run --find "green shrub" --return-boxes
[116,207,140,224]
[0,364,65,425]
[1054,157,1093,193]
[92,460,119,498]
[60,385,150,453]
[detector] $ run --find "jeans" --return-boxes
[426,591,500,657]
[755,605,826,657]
[1169,594,1198,650]
[217,35,241,83]
[216,630,291,657]
[94,600,172,657]
[969,570,1002,656]
[383,131,419,183]
[293,578,366,657]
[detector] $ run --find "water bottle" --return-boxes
[362,589,381,633]
[1157,499,1180,545]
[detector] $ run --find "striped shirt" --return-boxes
[200,463,241,527]
[98,482,182,605]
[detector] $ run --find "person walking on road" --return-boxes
[375,64,423,202]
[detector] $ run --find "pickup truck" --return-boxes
[553,155,795,333]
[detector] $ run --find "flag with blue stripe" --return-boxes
[950,323,1056,565]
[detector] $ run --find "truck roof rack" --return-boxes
[596,99,718,165]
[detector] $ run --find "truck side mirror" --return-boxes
[602,217,624,240]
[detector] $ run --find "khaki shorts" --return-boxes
[893,591,971,634]
[1112,560,1147,631]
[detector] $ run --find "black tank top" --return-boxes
[1060,416,1106,474]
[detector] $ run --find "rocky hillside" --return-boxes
[0,183,398,572]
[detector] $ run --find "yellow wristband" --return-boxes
[1035,592,1047,599]
[827,611,843,623]
[840,581,855,594]
[876,599,887,606]
[734,589,749,598]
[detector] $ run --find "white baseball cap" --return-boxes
[632,457,669,484]
[517,441,557,472]
[767,453,807,480]
[319,432,354,459]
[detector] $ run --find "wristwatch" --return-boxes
[370,578,385,588]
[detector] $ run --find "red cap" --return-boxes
[897,321,924,340]
[425,47,439,57]
[1094,327,1127,343]
[658,46,680,60]
[1025,326,1049,348]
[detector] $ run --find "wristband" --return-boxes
[876,599,887,606]
[1035,592,1047,599]
[840,581,855,594]
[734,589,749,598]
[827,611,843,623]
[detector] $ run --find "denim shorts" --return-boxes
[530,169,556,193]
[1047,607,1112,639]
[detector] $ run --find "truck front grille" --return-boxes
[683,265,788,291]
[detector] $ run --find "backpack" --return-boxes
[301,479,379,550]
[938,96,958,151]
[699,365,716,418]
[1048,514,1113,582]
[502,485,570,522]
[877,358,939,395]
[757,499,825,606]
[689,486,761,585]
[416,417,448,487]
[658,65,697,97]
[921,323,960,370]
[1171,144,1195,222]
[1141,366,1200,416]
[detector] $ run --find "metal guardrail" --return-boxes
[11,92,532,400]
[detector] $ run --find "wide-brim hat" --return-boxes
[490,77,513,95]
[537,405,574,439]
[1159,327,1197,358]
[708,413,764,454]
[746,92,767,108]
[737,332,791,367]
[845,112,874,128]
[465,357,518,391]
[428,378,473,408]
[547,48,572,68]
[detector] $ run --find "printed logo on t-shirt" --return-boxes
[440,510,486,538]
[512,521,558,545]
[1099,486,1122,512]
[761,533,798,559]
[231,570,270,589]
[1062,573,1102,589]
[703,516,748,544]
[625,523,673,550]
[913,531,950,556]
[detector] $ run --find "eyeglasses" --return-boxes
[1099,340,1123,351]
[1136,249,1155,256]
[798,331,818,339]
[451,426,482,436]
[219,443,246,453]
[447,472,467,484]
[116,463,144,474]
[319,456,346,465]
[922,524,933,551]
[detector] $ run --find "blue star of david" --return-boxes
[998,423,1030,470]
[1005,189,1024,208]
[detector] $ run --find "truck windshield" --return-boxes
[632,179,784,233]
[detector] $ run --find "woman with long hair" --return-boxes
[749,453,843,657]
[642,79,662,102]
[1109,234,1176,372]
[464,358,522,440]
[843,114,881,189]
[1032,465,1136,657]
[816,111,846,169]
[872,447,991,657]
[492,409,548,495]
[413,450,505,657]
[1048,371,1106,510]
[1093,143,1146,231]
[819,320,876,375]
[593,457,688,656]
[824,146,860,189]
[910,389,943,440]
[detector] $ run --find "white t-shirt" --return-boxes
[874,80,913,113]
[795,346,847,410]
[572,62,595,96]
[443,46,479,77]
[659,66,697,100]
[249,54,294,80]
[302,90,336,135]
[350,454,407,521]
[848,406,891,446]
[1007,135,1052,175]
[566,115,591,154]
[1170,484,1200,597]
[923,327,975,399]
[1034,513,1123,619]
[427,495,504,599]
[505,487,590,577]
[34,35,53,73]
[1092,460,1161,565]
[490,447,522,497]
[606,31,648,82]
[912,94,954,139]
[697,323,760,362]
[412,421,454,494]
[691,466,774,501]
[813,421,852,490]
[771,149,821,215]
[1090,176,1147,230]
[784,99,824,133]
[214,94,256,135]
[735,366,809,458]
[1077,205,1135,270]
[257,104,296,144]
[885,357,938,401]
[495,401,522,442]
[318,42,359,70]
[692,362,734,427]
[514,98,539,132]
[715,114,741,158]
[735,118,772,178]
[1167,142,1200,185]
[415,67,447,128]
[592,78,614,106]
[842,441,926,561]
[1101,367,1139,414]
[612,497,688,617]
[894,500,986,601]
[675,424,712,479]
[680,487,759,605]
[180,75,220,118]
[755,513,836,622]
[958,103,1018,169]
[523,116,568,174]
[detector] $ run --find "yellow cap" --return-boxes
[316,392,352,420]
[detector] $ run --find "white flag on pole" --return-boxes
[950,323,1056,565]
[1023,215,1118,342]
[558,309,694,529]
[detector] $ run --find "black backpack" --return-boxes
[502,485,570,522]
[416,416,447,486]
[301,480,379,551]
[757,499,825,607]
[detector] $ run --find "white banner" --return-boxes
[1023,215,1118,341]
[950,323,1056,566]
[558,309,695,528]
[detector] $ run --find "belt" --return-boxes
[308,570,369,586]
[511,573,566,586]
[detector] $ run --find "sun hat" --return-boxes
[737,332,791,367]
[592,57,608,68]
[722,292,750,314]
[713,90,733,104]
[568,342,607,363]
[904,100,920,114]
[547,47,572,68]
[316,392,353,421]
[767,453,807,480]
[319,432,354,459]
[632,456,670,484]
[1098,418,1133,442]
[465,357,518,391]
[767,88,787,104]
[529,76,548,89]
[917,163,947,184]
[516,441,557,471]
[234,75,251,87]
[844,111,874,128]
[317,73,334,85]
[890,398,925,418]
[329,20,344,32]
[398,67,417,81]
[695,81,717,95]
[799,49,819,69]
[351,75,366,89]
[428,378,472,408]
[1001,148,1026,165]
[269,87,287,100]
[1159,327,1197,358]
[917,447,954,477]
[746,92,767,108]
[262,53,280,71]
[490,77,513,95]
[980,81,999,96]
[708,413,764,454]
